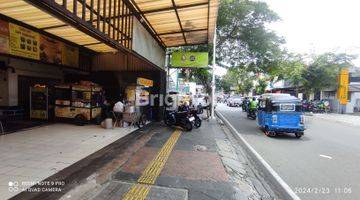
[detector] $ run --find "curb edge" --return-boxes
[215,110,301,200]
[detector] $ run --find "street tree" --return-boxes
[217,0,285,74]
[275,54,307,95]
[255,77,268,95]
[223,67,255,95]
[302,53,356,95]
[170,0,285,94]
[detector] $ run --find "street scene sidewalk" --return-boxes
[83,120,273,200]
[0,124,137,200]
[312,113,360,127]
[8,120,275,200]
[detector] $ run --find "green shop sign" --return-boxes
[171,52,208,68]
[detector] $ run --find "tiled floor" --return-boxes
[0,123,136,200]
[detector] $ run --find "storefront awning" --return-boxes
[0,0,218,53]
[130,0,219,47]
[0,0,119,52]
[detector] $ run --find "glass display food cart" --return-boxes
[54,83,102,125]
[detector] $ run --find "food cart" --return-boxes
[54,82,102,125]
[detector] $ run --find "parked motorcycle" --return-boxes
[189,108,202,128]
[301,100,310,112]
[308,100,330,113]
[164,110,194,131]
[178,104,202,129]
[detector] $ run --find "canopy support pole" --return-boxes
[211,28,216,119]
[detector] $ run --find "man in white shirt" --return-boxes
[113,101,124,113]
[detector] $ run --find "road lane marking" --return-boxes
[122,129,182,199]
[319,154,332,159]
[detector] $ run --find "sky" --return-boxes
[263,0,360,66]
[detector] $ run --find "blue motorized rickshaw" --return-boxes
[257,93,305,138]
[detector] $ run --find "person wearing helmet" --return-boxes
[248,97,258,116]
[242,97,250,112]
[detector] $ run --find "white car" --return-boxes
[227,96,243,107]
[192,94,217,108]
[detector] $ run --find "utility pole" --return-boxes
[211,28,216,119]
[166,52,170,92]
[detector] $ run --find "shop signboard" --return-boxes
[9,23,40,60]
[40,35,62,64]
[137,77,153,87]
[0,19,9,54]
[61,43,79,68]
[171,52,208,68]
[337,68,349,105]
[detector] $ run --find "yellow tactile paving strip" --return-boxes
[122,184,151,200]
[122,130,182,200]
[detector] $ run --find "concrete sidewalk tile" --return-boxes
[221,157,247,178]
[5,167,46,177]
[121,147,159,175]
[156,176,246,200]
[0,175,13,186]
[0,158,27,168]
[0,123,140,199]
[93,181,188,200]
[216,139,238,160]
[162,149,229,182]
[0,166,19,175]
[0,187,12,200]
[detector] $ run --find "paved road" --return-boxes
[217,103,360,200]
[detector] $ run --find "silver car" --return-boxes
[227,96,243,107]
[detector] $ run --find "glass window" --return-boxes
[55,88,71,100]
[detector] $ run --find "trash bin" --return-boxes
[104,118,113,129]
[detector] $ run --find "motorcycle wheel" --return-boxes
[140,114,147,126]
[183,120,193,131]
[164,116,174,126]
[194,118,202,128]
[75,114,87,126]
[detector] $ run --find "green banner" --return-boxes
[171,52,208,68]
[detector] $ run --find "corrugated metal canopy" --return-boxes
[0,0,118,52]
[0,0,218,53]
[132,0,219,47]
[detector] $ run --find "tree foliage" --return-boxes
[255,78,268,95]
[217,0,285,74]
[268,54,307,94]
[301,53,355,94]
[168,1,356,97]
[223,67,254,94]
[171,0,286,94]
